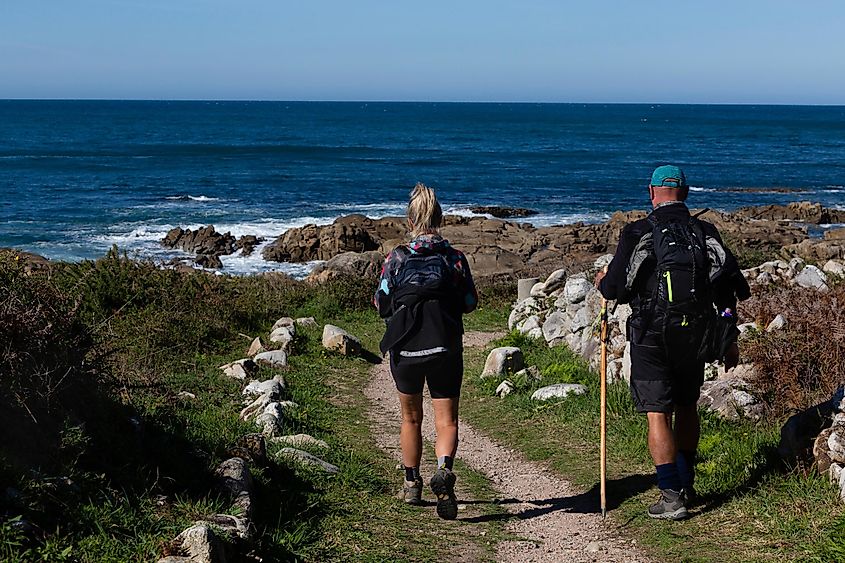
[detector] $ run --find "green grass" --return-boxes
[459,326,845,562]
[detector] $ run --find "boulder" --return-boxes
[481,347,525,378]
[246,337,265,357]
[517,315,543,339]
[529,281,547,298]
[563,276,593,304]
[271,434,330,450]
[242,378,284,400]
[269,326,294,350]
[531,383,588,401]
[219,359,257,380]
[162,523,226,563]
[308,250,385,282]
[495,380,515,397]
[214,457,254,520]
[468,205,538,218]
[569,306,594,334]
[277,448,340,473]
[794,264,829,291]
[823,259,845,278]
[254,350,288,368]
[543,268,568,294]
[542,311,571,342]
[593,254,614,272]
[698,377,764,420]
[777,388,843,464]
[162,225,237,256]
[195,254,223,269]
[322,325,361,356]
[271,317,296,333]
[236,234,263,256]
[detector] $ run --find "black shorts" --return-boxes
[629,324,704,413]
[390,348,464,399]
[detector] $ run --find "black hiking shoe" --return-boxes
[648,488,688,520]
[429,468,458,520]
[401,477,423,505]
[684,486,699,508]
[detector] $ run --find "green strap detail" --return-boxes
[664,271,674,302]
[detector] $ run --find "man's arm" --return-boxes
[597,223,640,303]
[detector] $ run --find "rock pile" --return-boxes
[160,315,353,562]
[742,257,841,291]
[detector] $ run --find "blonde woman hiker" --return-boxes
[374,183,478,519]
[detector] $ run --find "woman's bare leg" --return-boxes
[432,397,460,460]
[398,392,424,469]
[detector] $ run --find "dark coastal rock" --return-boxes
[307,250,384,282]
[236,235,263,256]
[469,205,539,218]
[162,225,236,256]
[733,201,845,225]
[195,254,223,269]
[261,214,391,262]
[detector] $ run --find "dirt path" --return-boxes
[364,331,649,563]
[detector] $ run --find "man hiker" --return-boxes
[595,165,750,520]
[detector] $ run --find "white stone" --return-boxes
[593,254,614,272]
[247,336,265,357]
[543,268,568,294]
[168,523,225,563]
[823,260,845,278]
[788,257,806,277]
[755,271,774,285]
[271,317,296,333]
[271,434,329,450]
[242,378,283,399]
[542,311,570,342]
[481,347,524,378]
[219,359,257,380]
[794,265,829,291]
[263,400,298,420]
[529,281,547,297]
[254,350,288,368]
[496,380,515,397]
[517,315,543,339]
[240,393,274,421]
[509,296,540,330]
[322,324,361,356]
[621,342,632,382]
[737,322,759,335]
[277,448,339,473]
[829,463,843,485]
[766,314,787,332]
[607,358,623,382]
[531,383,588,401]
[569,306,594,333]
[563,276,593,304]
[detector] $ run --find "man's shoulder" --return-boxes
[620,217,653,239]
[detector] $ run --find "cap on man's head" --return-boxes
[650,165,687,188]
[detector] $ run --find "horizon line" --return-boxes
[1,97,844,107]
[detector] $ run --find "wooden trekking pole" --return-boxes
[599,298,609,518]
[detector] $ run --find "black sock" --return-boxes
[437,456,454,470]
[676,450,697,490]
[404,466,420,482]
[655,463,682,492]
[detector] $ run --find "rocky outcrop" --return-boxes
[0,249,50,273]
[161,226,264,269]
[469,206,538,218]
[307,250,384,282]
[262,214,395,263]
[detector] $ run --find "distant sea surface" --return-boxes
[2,101,844,274]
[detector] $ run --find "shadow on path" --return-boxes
[459,473,653,524]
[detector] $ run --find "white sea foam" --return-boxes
[164,195,222,202]
[688,186,715,192]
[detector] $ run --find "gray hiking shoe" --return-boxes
[429,468,458,520]
[401,477,423,505]
[648,489,689,520]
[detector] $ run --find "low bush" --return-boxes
[740,284,845,417]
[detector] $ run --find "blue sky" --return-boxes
[1,0,843,103]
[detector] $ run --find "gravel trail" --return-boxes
[364,331,650,562]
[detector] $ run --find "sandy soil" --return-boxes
[364,331,650,563]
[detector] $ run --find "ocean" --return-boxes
[1,101,844,275]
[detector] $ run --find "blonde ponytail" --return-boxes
[407,182,443,237]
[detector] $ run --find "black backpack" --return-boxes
[378,247,462,357]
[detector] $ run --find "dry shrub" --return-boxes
[740,284,845,417]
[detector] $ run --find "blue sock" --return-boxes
[676,450,696,490]
[404,466,420,482]
[655,463,682,492]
